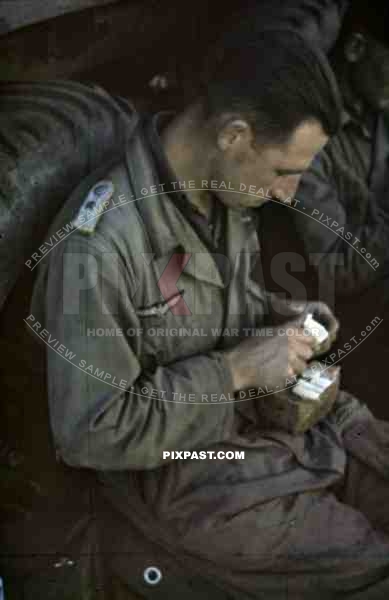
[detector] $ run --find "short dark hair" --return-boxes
[201,30,343,145]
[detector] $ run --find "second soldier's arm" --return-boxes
[293,151,389,295]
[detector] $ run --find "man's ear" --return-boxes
[217,118,252,152]
[344,32,367,63]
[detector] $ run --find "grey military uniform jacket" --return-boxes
[31,113,266,471]
[30,109,370,595]
[30,110,356,469]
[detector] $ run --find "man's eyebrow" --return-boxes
[275,168,304,176]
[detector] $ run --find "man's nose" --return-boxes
[270,175,301,201]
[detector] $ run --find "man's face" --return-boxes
[345,33,389,110]
[211,118,328,209]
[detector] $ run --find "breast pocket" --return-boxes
[134,286,222,367]
[134,289,196,366]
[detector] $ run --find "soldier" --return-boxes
[30,31,389,599]
[288,0,389,297]
[269,0,389,415]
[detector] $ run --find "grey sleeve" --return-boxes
[41,236,235,471]
[293,153,389,295]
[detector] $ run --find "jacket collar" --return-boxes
[124,115,258,288]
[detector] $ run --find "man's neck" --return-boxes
[161,106,214,220]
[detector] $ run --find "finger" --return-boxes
[326,365,341,378]
[310,302,339,335]
[293,331,318,347]
[293,342,315,361]
[291,353,309,373]
[314,341,328,356]
[288,356,308,378]
[287,364,297,379]
[281,301,306,318]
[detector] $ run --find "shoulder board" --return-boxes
[72,180,114,234]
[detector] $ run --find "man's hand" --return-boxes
[224,322,317,392]
[269,295,339,354]
[307,301,339,353]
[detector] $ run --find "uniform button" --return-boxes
[143,566,162,585]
